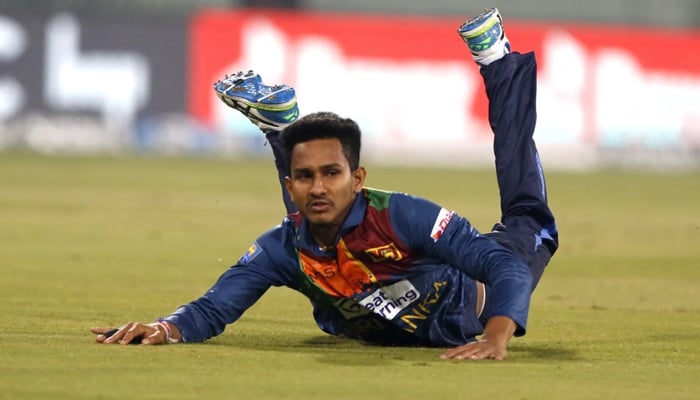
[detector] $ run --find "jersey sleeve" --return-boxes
[388,193,533,335]
[163,228,294,343]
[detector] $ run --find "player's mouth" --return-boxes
[308,200,332,213]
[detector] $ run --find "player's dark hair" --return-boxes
[280,112,361,170]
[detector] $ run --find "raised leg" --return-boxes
[480,52,559,289]
[213,70,299,214]
[265,131,297,214]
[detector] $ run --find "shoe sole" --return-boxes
[458,8,501,40]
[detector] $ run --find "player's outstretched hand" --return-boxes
[440,338,508,361]
[91,322,166,345]
[439,315,516,361]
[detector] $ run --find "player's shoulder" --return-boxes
[251,217,297,250]
[363,187,440,213]
[363,187,446,234]
[238,220,296,266]
[362,187,394,208]
[363,187,427,207]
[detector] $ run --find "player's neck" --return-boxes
[310,225,338,251]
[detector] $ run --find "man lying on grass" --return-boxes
[91,7,558,361]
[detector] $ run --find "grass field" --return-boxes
[0,152,698,400]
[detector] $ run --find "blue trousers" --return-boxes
[265,51,558,291]
[480,51,558,290]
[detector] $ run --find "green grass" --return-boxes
[0,152,698,400]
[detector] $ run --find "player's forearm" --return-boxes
[473,239,533,334]
[433,218,532,331]
[163,303,227,343]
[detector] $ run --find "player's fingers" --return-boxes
[441,347,475,360]
[442,345,503,361]
[102,327,123,344]
[91,327,112,343]
[441,344,467,359]
[103,322,135,344]
[141,328,164,346]
[440,348,459,359]
[488,349,508,361]
[442,340,487,359]
[462,348,506,361]
[456,350,482,360]
[91,327,116,343]
[90,327,110,334]
[466,350,488,360]
[120,323,146,345]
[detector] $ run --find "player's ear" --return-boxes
[284,176,294,201]
[352,167,366,193]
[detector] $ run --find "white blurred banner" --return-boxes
[1,9,699,169]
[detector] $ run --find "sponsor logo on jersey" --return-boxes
[334,298,371,319]
[400,280,447,333]
[364,242,403,262]
[430,208,454,242]
[239,242,262,264]
[359,279,419,320]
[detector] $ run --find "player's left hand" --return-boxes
[440,315,515,361]
[440,339,508,361]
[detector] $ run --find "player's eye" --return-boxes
[294,171,312,180]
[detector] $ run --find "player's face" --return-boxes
[285,137,365,232]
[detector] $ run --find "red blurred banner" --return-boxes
[189,9,700,160]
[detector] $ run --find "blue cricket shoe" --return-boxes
[214,70,299,132]
[458,7,511,66]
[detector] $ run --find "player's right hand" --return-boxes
[91,322,165,345]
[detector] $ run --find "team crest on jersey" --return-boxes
[364,243,403,262]
[430,208,454,242]
[239,242,262,264]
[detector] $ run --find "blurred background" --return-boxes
[1,0,699,169]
